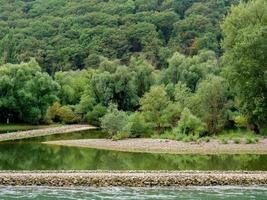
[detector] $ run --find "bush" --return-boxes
[245,137,257,144]
[200,137,210,143]
[86,104,107,126]
[182,134,199,142]
[220,137,228,144]
[176,133,186,141]
[127,112,152,137]
[112,132,130,141]
[46,102,81,124]
[174,108,206,136]
[234,115,248,129]
[58,106,81,124]
[100,104,129,136]
[233,138,240,144]
[157,131,176,140]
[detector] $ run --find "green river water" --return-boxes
[0,130,267,199]
[0,130,267,170]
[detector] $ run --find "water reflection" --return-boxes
[0,142,266,170]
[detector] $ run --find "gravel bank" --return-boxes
[0,125,95,142]
[44,138,267,154]
[0,171,266,187]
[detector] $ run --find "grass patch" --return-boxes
[215,129,261,144]
[181,134,199,142]
[233,138,240,144]
[200,137,210,143]
[220,138,228,144]
[245,136,258,144]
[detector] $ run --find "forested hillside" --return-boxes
[0,0,266,140]
[0,0,238,72]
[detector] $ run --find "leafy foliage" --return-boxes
[222,0,267,128]
[174,108,206,136]
[0,59,59,124]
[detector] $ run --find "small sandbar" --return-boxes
[0,125,95,142]
[0,171,266,186]
[44,138,267,154]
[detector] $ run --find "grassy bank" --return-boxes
[151,130,265,145]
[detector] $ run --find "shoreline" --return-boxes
[0,125,96,142]
[44,138,267,154]
[0,171,266,187]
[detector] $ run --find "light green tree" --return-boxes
[221,0,267,130]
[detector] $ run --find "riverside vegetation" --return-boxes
[0,0,266,143]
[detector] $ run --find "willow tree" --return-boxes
[221,0,267,131]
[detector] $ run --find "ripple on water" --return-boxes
[0,186,267,200]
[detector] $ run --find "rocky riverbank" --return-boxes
[0,171,266,187]
[0,125,95,142]
[44,138,267,154]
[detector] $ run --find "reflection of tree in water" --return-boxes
[0,143,266,170]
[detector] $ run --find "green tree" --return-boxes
[162,50,219,91]
[192,76,230,134]
[129,56,156,97]
[174,108,206,136]
[100,104,129,136]
[140,85,177,132]
[0,33,17,64]
[0,59,59,123]
[221,0,267,130]
[91,64,138,110]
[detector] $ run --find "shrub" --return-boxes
[127,112,152,137]
[233,138,240,144]
[220,138,228,144]
[58,106,81,124]
[182,134,199,142]
[46,102,62,123]
[234,115,248,129]
[86,104,107,126]
[201,137,210,143]
[245,137,257,144]
[174,108,206,136]
[112,132,130,141]
[100,104,129,136]
[176,133,186,141]
[46,102,81,124]
[158,131,176,140]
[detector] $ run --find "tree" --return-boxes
[0,33,17,64]
[174,108,206,136]
[140,85,179,132]
[46,102,81,124]
[100,104,129,136]
[129,56,156,97]
[91,64,138,110]
[192,76,230,134]
[0,59,59,123]
[221,0,267,130]
[162,50,219,91]
[127,112,152,137]
[174,82,192,107]
[55,70,91,105]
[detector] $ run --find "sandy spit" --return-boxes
[44,138,267,154]
[0,125,95,142]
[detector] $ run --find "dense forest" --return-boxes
[0,0,266,140]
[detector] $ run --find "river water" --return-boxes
[0,130,267,170]
[0,186,267,199]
